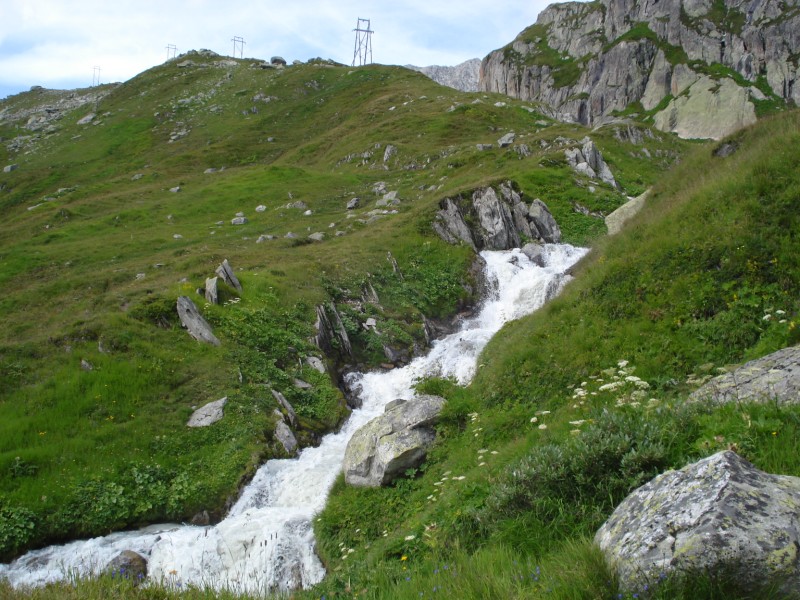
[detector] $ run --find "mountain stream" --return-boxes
[0,244,587,594]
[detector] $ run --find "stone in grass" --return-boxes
[3,164,18,173]
[215,258,242,292]
[187,397,227,427]
[205,276,219,304]
[176,296,220,345]
[106,550,147,582]
[231,216,248,225]
[169,186,181,193]
[689,345,800,406]
[596,450,800,597]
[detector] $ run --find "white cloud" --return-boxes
[0,0,555,98]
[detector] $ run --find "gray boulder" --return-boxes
[528,199,562,243]
[606,190,650,235]
[271,56,287,66]
[187,397,227,427]
[177,296,220,345]
[521,243,546,267]
[106,550,147,580]
[272,389,297,427]
[689,345,800,405]
[596,451,800,596]
[305,356,326,374]
[231,216,248,225]
[343,395,445,487]
[273,411,298,456]
[346,197,360,210]
[205,276,219,305]
[473,187,521,249]
[497,132,516,147]
[3,164,18,173]
[215,259,242,292]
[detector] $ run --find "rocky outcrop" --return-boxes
[176,296,220,345]
[343,395,445,487]
[689,345,800,405]
[565,138,618,187]
[433,181,561,251]
[187,397,227,427]
[596,451,800,596]
[479,0,799,139]
[406,59,481,92]
[314,303,353,358]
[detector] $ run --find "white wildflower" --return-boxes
[569,420,586,426]
[617,360,629,368]
[405,535,416,541]
[530,416,538,423]
[538,424,547,430]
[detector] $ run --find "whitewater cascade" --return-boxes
[0,244,587,594]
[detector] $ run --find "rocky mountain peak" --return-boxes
[480,0,799,139]
[407,58,481,92]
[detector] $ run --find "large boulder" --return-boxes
[176,296,220,345]
[596,451,800,596]
[689,345,800,405]
[344,395,445,487]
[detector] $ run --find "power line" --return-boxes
[166,44,178,60]
[232,36,245,59]
[92,66,101,87]
[352,18,373,67]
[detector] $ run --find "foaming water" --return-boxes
[0,244,587,594]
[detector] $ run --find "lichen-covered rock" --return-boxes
[596,451,800,596]
[689,345,800,405]
[343,395,445,487]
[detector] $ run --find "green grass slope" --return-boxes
[0,51,687,561]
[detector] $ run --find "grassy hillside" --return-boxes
[0,51,686,563]
[3,106,798,600]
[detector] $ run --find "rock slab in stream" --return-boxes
[344,395,445,487]
[177,296,220,345]
[595,450,800,596]
[106,550,147,580]
[187,397,227,427]
[689,345,800,405]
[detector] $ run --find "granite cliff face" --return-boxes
[480,0,799,139]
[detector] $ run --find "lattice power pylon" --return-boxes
[352,18,373,66]
[232,36,245,59]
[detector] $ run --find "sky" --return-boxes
[0,1,554,100]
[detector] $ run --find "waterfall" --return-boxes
[0,244,587,594]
